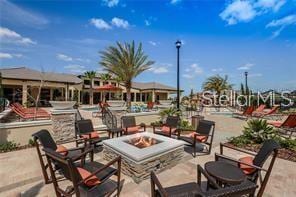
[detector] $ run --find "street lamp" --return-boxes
[175,40,181,110]
[244,71,248,92]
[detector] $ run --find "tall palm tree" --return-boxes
[99,41,154,108]
[203,75,232,105]
[99,73,112,84]
[84,71,96,105]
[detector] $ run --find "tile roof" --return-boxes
[0,67,82,84]
[131,82,177,91]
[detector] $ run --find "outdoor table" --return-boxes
[205,161,246,186]
[107,128,123,138]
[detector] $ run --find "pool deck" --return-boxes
[0,113,295,196]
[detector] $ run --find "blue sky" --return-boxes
[0,0,295,94]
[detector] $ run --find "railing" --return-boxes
[0,98,9,113]
[102,106,117,129]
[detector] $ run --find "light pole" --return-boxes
[245,71,248,93]
[175,40,181,110]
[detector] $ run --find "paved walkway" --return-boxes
[0,114,295,196]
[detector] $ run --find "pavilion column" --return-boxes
[152,90,155,102]
[65,84,69,101]
[22,83,28,106]
[50,88,53,101]
[134,93,137,102]
[140,92,142,102]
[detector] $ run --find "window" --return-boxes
[103,81,109,85]
[84,80,90,85]
[94,80,100,86]
[111,82,117,86]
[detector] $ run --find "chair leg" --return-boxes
[194,145,196,157]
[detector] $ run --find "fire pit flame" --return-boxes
[126,136,160,149]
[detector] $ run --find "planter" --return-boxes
[49,101,76,110]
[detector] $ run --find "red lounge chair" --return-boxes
[232,106,255,119]
[268,114,296,137]
[253,105,279,118]
[11,106,50,120]
[11,103,49,115]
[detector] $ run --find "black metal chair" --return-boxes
[151,164,257,197]
[44,148,121,197]
[153,116,180,138]
[32,129,92,184]
[178,120,215,157]
[216,139,280,197]
[121,116,146,135]
[75,119,107,147]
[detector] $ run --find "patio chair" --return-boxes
[253,105,279,118]
[153,116,180,138]
[12,102,48,114]
[151,165,257,197]
[216,139,280,197]
[121,116,146,135]
[178,120,215,157]
[44,148,121,197]
[268,114,296,138]
[11,105,50,120]
[232,106,255,119]
[32,129,92,184]
[75,119,107,147]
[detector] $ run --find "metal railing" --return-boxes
[102,106,117,129]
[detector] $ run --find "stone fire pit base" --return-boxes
[103,146,184,183]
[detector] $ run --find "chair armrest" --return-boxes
[220,143,257,156]
[215,153,267,172]
[78,156,121,186]
[71,148,94,161]
[197,165,220,189]
[150,171,168,197]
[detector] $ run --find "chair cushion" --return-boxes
[238,156,256,175]
[268,121,282,127]
[56,145,68,156]
[161,126,176,134]
[124,126,140,134]
[77,167,101,187]
[81,132,99,139]
[188,132,207,142]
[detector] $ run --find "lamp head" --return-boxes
[175,40,181,48]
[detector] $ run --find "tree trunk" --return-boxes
[90,83,93,105]
[125,81,132,109]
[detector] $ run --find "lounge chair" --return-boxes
[232,106,255,119]
[75,119,108,147]
[151,165,257,197]
[44,148,121,197]
[121,116,146,135]
[253,105,279,118]
[216,139,280,197]
[268,114,296,138]
[32,129,92,184]
[12,102,48,114]
[153,116,180,138]
[11,106,50,120]
[178,120,215,157]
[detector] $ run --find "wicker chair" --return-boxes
[32,129,92,184]
[216,139,280,197]
[75,119,108,147]
[178,120,215,157]
[153,116,180,138]
[44,148,121,197]
[121,116,146,135]
[151,165,257,197]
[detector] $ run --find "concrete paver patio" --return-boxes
[0,114,295,196]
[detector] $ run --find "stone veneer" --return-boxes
[51,110,77,142]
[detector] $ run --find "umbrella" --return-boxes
[94,84,122,102]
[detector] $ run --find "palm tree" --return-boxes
[84,71,96,105]
[202,75,232,105]
[99,41,154,108]
[99,73,112,84]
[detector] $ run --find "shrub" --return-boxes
[228,135,252,147]
[28,138,35,147]
[179,119,194,130]
[243,119,277,143]
[159,107,181,119]
[0,141,19,152]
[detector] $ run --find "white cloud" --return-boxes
[266,14,296,39]
[149,66,169,74]
[182,63,203,79]
[145,20,151,26]
[57,54,73,62]
[90,18,112,30]
[170,0,182,5]
[220,0,286,25]
[182,74,194,79]
[0,0,49,27]
[0,27,36,45]
[111,17,129,29]
[220,1,256,25]
[249,73,263,77]
[190,63,203,74]
[0,52,23,59]
[211,68,223,72]
[64,64,86,74]
[102,0,119,7]
[0,52,13,59]
[148,41,157,46]
[237,63,254,70]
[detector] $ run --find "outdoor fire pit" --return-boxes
[103,132,185,183]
